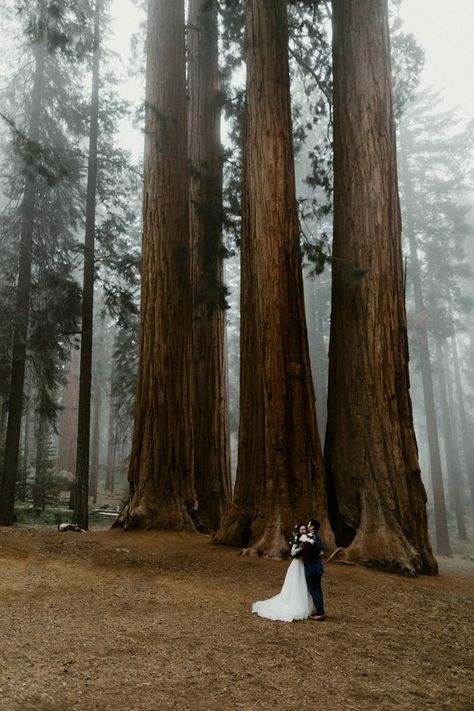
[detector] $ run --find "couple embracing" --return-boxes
[252,519,326,622]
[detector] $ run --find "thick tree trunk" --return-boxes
[188,0,231,530]
[451,333,474,511]
[436,340,467,539]
[0,37,46,525]
[214,0,331,558]
[116,0,196,531]
[325,0,438,574]
[73,0,101,530]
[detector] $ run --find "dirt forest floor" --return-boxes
[0,527,473,711]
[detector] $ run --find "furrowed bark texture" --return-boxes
[188,0,231,530]
[214,0,330,558]
[325,0,437,575]
[117,0,196,531]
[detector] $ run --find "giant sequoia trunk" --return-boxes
[0,36,46,525]
[73,0,102,531]
[325,0,438,574]
[116,0,196,530]
[188,0,231,530]
[214,0,330,558]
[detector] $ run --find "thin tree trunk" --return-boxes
[33,407,49,511]
[215,0,331,558]
[436,339,467,539]
[304,275,328,442]
[444,343,464,510]
[116,0,196,530]
[18,371,33,502]
[105,393,115,492]
[188,0,231,530]
[0,397,7,449]
[89,310,105,504]
[0,36,46,525]
[89,377,101,504]
[398,132,451,557]
[325,0,438,574]
[451,332,474,511]
[73,0,101,530]
[58,344,80,477]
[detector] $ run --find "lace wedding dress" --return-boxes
[252,557,313,622]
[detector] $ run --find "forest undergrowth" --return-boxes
[0,526,472,711]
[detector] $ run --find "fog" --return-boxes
[0,0,472,556]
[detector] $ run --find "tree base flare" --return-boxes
[331,525,438,577]
[113,501,201,533]
[214,512,336,561]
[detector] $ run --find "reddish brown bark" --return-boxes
[214,0,331,558]
[325,0,437,575]
[116,0,196,531]
[188,0,231,530]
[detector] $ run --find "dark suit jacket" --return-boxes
[303,533,324,576]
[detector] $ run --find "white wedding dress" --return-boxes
[252,557,313,622]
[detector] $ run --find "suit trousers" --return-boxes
[305,572,325,616]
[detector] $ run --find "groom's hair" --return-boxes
[308,518,320,532]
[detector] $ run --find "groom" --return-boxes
[303,518,326,621]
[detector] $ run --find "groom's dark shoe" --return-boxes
[310,614,326,621]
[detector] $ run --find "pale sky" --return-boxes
[399,0,474,125]
[110,0,474,156]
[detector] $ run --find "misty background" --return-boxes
[0,0,472,555]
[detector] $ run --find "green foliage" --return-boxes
[390,10,425,120]
[0,0,138,429]
[14,507,64,526]
[399,89,474,344]
[15,433,64,511]
[18,0,94,59]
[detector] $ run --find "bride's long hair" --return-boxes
[293,523,306,542]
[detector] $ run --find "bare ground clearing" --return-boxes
[0,527,472,711]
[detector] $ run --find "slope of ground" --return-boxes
[0,527,472,711]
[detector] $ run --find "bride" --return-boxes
[252,524,314,622]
